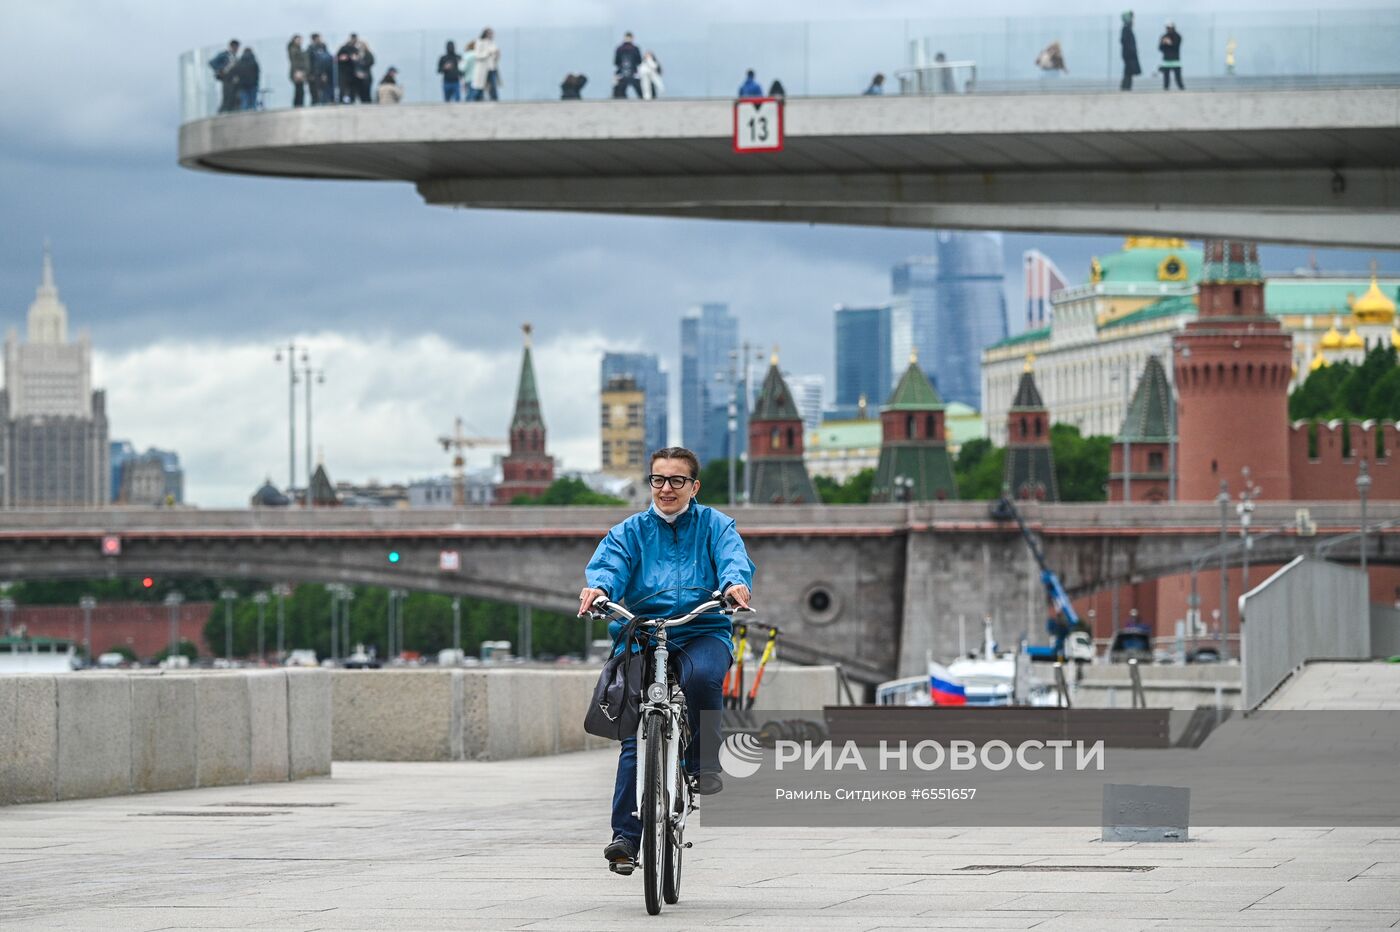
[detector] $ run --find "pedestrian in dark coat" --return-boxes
[354,39,375,103]
[336,35,359,103]
[210,39,240,113]
[233,47,260,111]
[307,34,334,104]
[287,35,309,107]
[438,41,463,101]
[1120,11,1141,90]
[1159,22,1184,90]
[613,31,642,98]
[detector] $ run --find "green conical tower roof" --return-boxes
[882,357,944,412]
[1117,356,1175,443]
[751,358,802,422]
[510,326,545,430]
[1010,369,1045,409]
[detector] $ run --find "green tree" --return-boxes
[955,439,1006,500]
[513,477,625,505]
[1051,424,1112,502]
[812,468,876,503]
[152,639,199,663]
[1289,344,1399,421]
[1365,367,1400,423]
[696,458,742,506]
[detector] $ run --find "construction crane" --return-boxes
[438,416,504,507]
[989,496,1094,663]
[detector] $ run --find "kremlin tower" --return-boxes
[1172,241,1293,501]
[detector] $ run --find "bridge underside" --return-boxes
[178,89,1400,248]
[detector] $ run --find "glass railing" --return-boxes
[178,11,1400,122]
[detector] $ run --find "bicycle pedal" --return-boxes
[609,858,636,876]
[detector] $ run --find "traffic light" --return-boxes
[142,577,154,589]
[387,551,401,564]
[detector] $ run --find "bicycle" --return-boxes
[585,589,753,916]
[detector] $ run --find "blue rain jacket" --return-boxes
[585,502,755,653]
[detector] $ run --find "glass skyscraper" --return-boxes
[679,303,741,465]
[600,352,669,456]
[891,233,1008,411]
[833,305,892,416]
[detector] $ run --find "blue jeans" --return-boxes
[443,80,461,102]
[238,87,258,111]
[611,635,731,844]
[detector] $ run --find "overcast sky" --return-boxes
[2,0,1397,506]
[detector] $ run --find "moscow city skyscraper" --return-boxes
[679,303,741,465]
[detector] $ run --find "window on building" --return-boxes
[771,427,782,450]
[905,414,915,438]
[1020,416,1028,439]
[1148,451,1164,472]
[926,415,935,438]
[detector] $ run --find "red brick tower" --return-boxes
[1172,241,1292,501]
[494,324,555,504]
[747,353,820,504]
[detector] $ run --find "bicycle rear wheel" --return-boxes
[663,802,683,903]
[641,714,666,916]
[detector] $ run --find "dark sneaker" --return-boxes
[604,834,638,875]
[693,772,724,795]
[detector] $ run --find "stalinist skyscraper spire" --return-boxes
[2,244,110,508]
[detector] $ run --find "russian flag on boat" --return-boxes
[928,663,967,706]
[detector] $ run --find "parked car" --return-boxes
[1109,625,1153,663]
[1187,646,1221,664]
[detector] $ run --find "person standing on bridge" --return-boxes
[1120,12,1141,90]
[738,69,763,97]
[578,446,754,874]
[287,35,309,107]
[1159,22,1184,90]
[613,31,643,98]
[468,28,500,101]
[308,34,334,105]
[438,40,463,101]
[639,50,664,99]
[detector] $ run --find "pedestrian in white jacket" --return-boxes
[639,51,663,99]
[468,28,500,100]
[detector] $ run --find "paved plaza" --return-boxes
[2,749,1398,931]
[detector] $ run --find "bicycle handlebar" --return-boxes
[583,591,754,627]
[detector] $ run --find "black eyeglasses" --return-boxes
[647,474,695,490]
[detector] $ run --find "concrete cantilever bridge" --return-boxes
[2,501,1393,682]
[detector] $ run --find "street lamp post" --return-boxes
[164,591,185,660]
[341,588,354,658]
[1358,459,1372,591]
[1216,481,1231,661]
[302,361,325,506]
[0,596,14,637]
[79,595,96,665]
[327,585,340,662]
[451,596,461,655]
[273,343,305,494]
[220,589,237,662]
[1237,467,1258,595]
[273,583,291,661]
[253,591,269,662]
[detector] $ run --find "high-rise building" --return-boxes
[679,303,740,465]
[892,237,1009,413]
[833,304,891,419]
[933,231,1009,410]
[113,446,184,505]
[1,247,109,508]
[494,325,555,504]
[600,375,647,483]
[601,352,668,455]
[783,373,825,432]
[1024,249,1069,329]
[891,256,938,395]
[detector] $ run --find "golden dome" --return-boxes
[1352,275,1396,325]
[1343,327,1365,349]
[1309,348,1328,371]
[1320,323,1344,350]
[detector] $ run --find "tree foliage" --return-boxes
[812,468,876,504]
[512,477,625,505]
[1289,345,1400,422]
[953,428,1111,502]
[954,438,1006,500]
[696,458,743,506]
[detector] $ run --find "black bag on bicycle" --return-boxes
[584,618,644,741]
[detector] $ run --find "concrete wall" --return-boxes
[1075,663,1241,710]
[332,664,841,762]
[1370,604,1400,659]
[1240,556,1370,709]
[0,670,330,807]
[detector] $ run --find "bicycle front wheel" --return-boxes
[641,714,666,916]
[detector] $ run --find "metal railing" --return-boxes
[179,10,1400,122]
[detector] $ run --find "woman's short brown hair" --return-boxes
[649,447,701,479]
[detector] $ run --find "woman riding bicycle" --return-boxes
[579,446,754,874]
